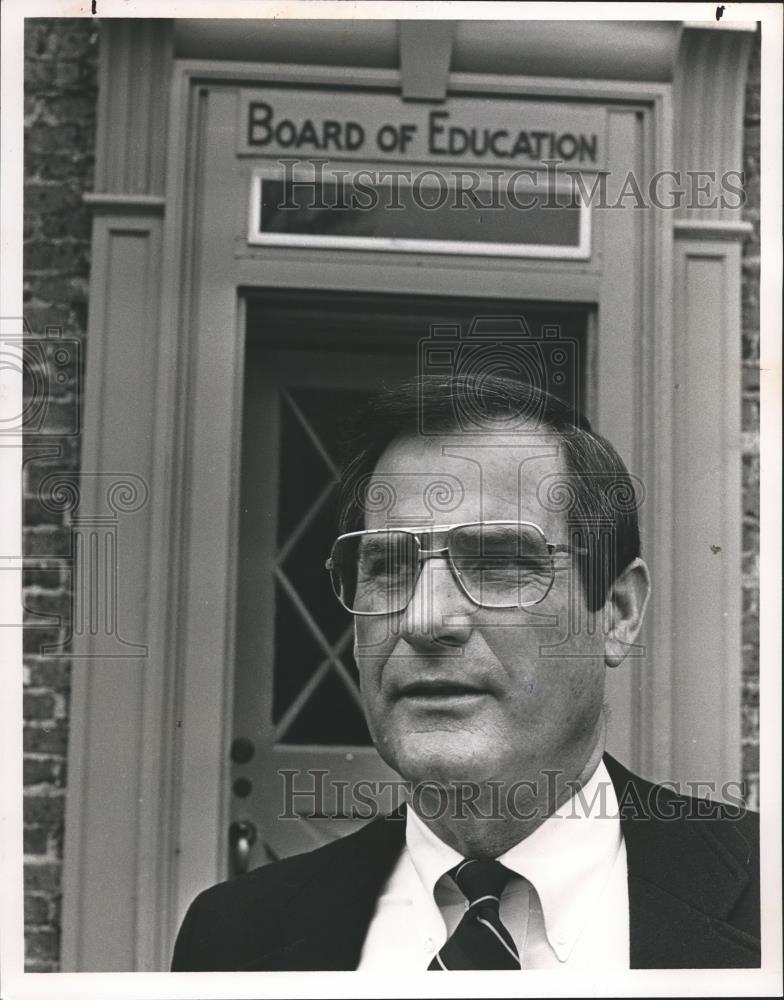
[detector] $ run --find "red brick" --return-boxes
[741,606,759,648]
[41,208,92,241]
[23,565,64,589]
[24,443,82,496]
[24,656,70,689]
[23,792,65,825]
[31,399,81,435]
[24,757,67,787]
[743,123,760,159]
[741,519,758,577]
[741,262,759,332]
[23,527,72,558]
[24,182,81,215]
[742,222,760,257]
[742,454,760,519]
[741,394,759,432]
[23,626,64,656]
[23,720,68,755]
[741,703,759,741]
[24,59,57,90]
[23,691,56,720]
[23,861,61,894]
[24,497,64,527]
[25,149,95,185]
[24,239,91,274]
[23,303,74,332]
[742,645,758,680]
[25,588,70,621]
[24,826,49,855]
[23,30,97,971]
[25,22,58,59]
[742,363,760,394]
[24,894,51,924]
[44,24,98,60]
[26,123,82,156]
[24,93,44,120]
[741,548,758,579]
[24,275,89,306]
[742,743,759,773]
[47,94,98,123]
[24,215,42,242]
[25,926,60,965]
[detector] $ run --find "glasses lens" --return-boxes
[330,531,419,614]
[449,523,553,606]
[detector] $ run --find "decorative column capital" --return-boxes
[93,20,174,199]
[672,25,755,226]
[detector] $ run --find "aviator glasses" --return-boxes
[325,520,582,616]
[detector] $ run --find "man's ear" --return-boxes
[603,558,651,668]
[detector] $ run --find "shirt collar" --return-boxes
[405,798,464,902]
[404,759,622,962]
[497,759,622,961]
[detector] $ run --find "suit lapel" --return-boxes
[241,808,407,970]
[603,754,759,968]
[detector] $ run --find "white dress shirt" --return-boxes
[358,760,629,969]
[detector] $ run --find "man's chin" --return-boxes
[381,735,497,788]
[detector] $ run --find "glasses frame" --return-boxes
[325,520,584,616]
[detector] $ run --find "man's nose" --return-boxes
[399,554,474,649]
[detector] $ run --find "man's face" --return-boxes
[353,432,609,789]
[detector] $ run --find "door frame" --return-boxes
[165,58,670,959]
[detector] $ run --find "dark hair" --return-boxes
[337,374,642,612]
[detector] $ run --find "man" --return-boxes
[172,374,759,971]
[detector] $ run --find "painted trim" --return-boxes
[83,193,166,214]
[93,21,173,197]
[172,18,684,83]
[673,219,754,241]
[670,238,743,790]
[399,20,455,100]
[61,212,166,972]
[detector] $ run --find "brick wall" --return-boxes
[23,18,98,972]
[20,22,761,970]
[740,31,761,811]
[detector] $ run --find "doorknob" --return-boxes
[229,819,257,876]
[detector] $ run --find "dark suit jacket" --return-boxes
[172,754,760,970]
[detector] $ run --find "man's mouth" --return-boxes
[397,681,487,699]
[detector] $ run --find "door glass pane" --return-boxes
[273,386,372,745]
[255,176,586,255]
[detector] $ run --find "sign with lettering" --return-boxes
[237,88,606,169]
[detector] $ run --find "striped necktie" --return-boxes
[428,858,521,970]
